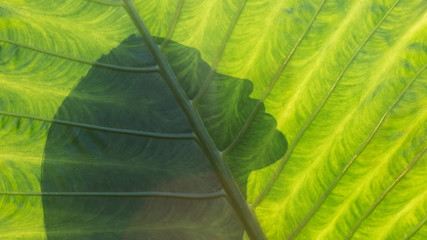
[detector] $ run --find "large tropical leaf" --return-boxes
[1,0,426,239]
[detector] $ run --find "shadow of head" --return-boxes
[41,35,287,239]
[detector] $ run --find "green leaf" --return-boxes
[1,0,426,240]
[1,0,281,239]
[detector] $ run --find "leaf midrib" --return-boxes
[121,0,267,239]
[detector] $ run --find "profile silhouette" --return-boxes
[41,35,287,239]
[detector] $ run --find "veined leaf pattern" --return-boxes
[1,0,426,239]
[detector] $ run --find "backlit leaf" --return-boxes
[1,0,426,239]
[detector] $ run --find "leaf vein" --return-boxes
[403,215,427,240]
[251,0,402,210]
[222,0,326,158]
[192,0,248,104]
[0,110,194,139]
[160,0,185,50]
[0,38,159,72]
[285,62,425,240]
[89,0,123,6]
[345,145,427,239]
[121,1,266,238]
[0,189,225,199]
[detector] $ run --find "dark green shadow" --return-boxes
[42,35,287,239]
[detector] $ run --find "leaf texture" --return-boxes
[1,1,138,238]
[1,0,426,239]
[137,0,427,239]
[1,0,283,239]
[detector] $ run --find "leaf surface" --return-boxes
[1,0,426,239]
[1,0,281,239]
